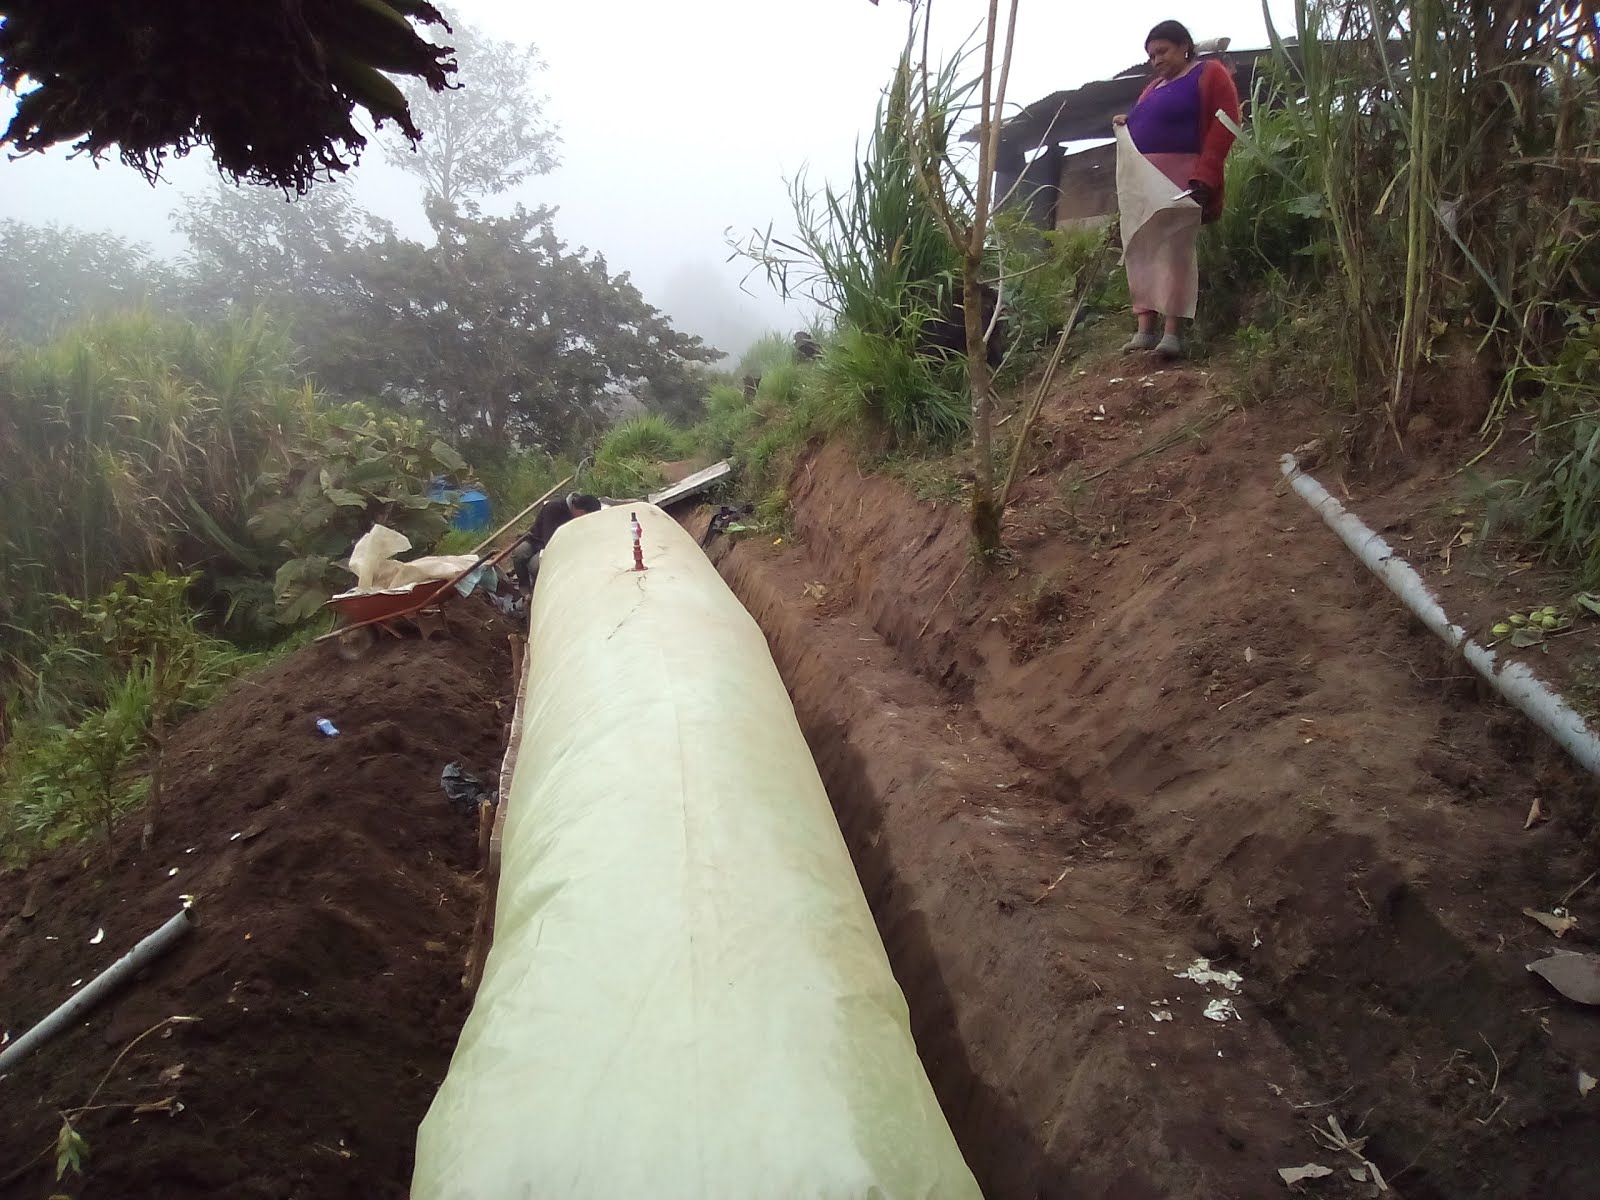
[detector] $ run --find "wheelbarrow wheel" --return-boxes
[336,625,377,661]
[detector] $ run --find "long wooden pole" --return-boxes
[468,475,573,558]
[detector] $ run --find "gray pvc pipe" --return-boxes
[1280,454,1600,778]
[0,906,194,1078]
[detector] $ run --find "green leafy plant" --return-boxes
[0,311,316,681]
[8,681,150,852]
[2,573,251,858]
[54,1117,88,1182]
[1516,416,1600,588]
[992,212,1110,371]
[248,404,465,622]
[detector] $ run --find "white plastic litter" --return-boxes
[1175,958,1243,992]
[1278,1163,1333,1185]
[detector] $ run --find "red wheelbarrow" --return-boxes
[315,573,468,660]
[312,474,575,660]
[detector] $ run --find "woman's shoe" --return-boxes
[1156,333,1183,359]
[1121,331,1158,352]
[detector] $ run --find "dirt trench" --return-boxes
[712,535,1323,1198]
[701,361,1600,1199]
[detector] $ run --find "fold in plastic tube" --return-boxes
[1281,454,1600,777]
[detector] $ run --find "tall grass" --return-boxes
[818,325,967,446]
[596,413,694,462]
[756,361,805,406]
[734,333,799,382]
[579,413,697,498]
[0,312,318,677]
[734,51,966,339]
[1519,415,1600,587]
[1251,0,1600,439]
[695,383,763,459]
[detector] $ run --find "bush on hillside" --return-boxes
[1,572,258,860]
[735,332,798,382]
[694,383,763,459]
[818,325,967,447]
[993,212,1114,373]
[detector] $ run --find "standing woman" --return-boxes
[1112,20,1241,358]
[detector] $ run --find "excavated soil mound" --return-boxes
[0,607,514,1199]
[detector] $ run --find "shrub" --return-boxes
[595,413,693,463]
[734,332,798,381]
[1518,409,1600,587]
[993,212,1112,365]
[817,325,967,446]
[0,571,255,859]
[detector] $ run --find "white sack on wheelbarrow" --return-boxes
[343,523,477,593]
[412,504,980,1200]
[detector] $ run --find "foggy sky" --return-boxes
[0,0,1286,357]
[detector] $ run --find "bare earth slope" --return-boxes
[706,353,1600,1199]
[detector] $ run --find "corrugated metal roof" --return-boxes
[965,47,1278,154]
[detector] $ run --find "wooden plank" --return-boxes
[647,460,731,509]
[465,623,531,994]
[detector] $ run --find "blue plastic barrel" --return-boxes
[452,489,491,532]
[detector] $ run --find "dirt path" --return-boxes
[705,353,1600,1198]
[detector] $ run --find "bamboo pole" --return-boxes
[467,475,574,559]
[997,232,1114,512]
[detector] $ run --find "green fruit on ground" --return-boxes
[1510,614,1527,626]
[1492,622,1512,636]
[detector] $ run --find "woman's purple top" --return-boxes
[1126,67,1203,156]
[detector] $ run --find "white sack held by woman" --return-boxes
[1116,124,1202,322]
[412,504,981,1200]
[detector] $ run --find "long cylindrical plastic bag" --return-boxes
[413,504,980,1200]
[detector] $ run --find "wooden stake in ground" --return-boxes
[996,232,1115,512]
